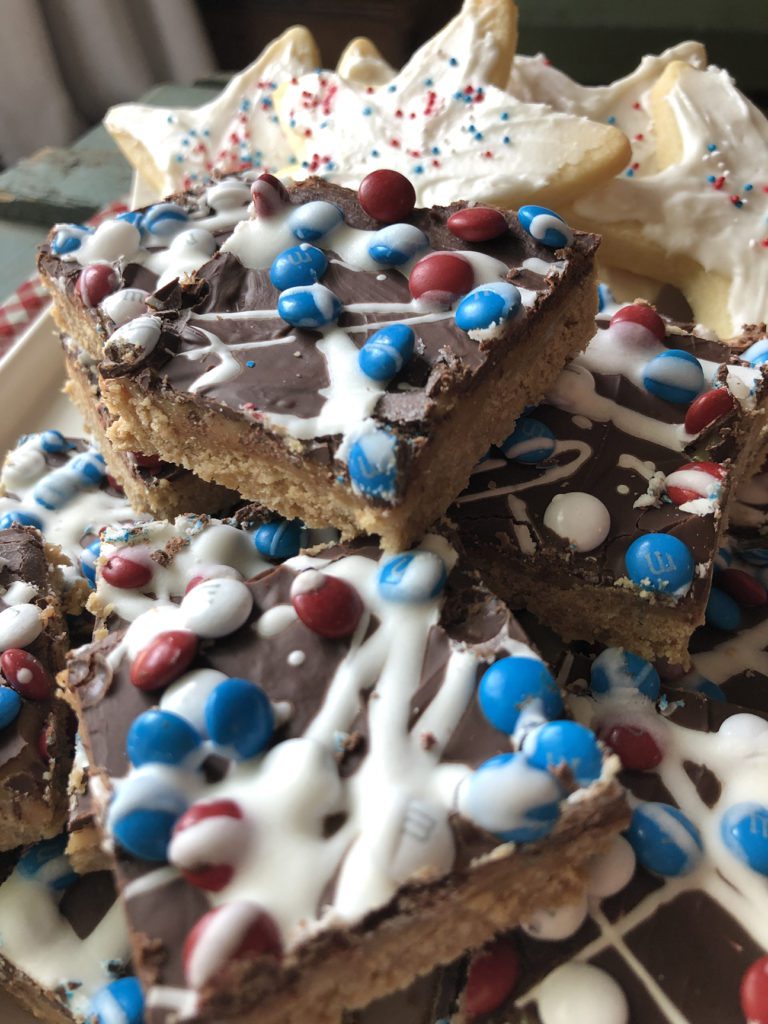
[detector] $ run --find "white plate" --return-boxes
[0,309,85,1023]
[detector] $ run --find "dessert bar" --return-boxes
[100,174,600,549]
[450,303,768,662]
[65,520,626,1024]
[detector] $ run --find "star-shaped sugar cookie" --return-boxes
[273,0,629,209]
[104,26,320,197]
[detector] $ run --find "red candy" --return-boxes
[183,903,282,990]
[409,252,474,305]
[601,724,663,771]
[102,550,154,589]
[131,451,164,472]
[684,387,736,435]
[251,173,288,217]
[106,474,125,494]
[447,207,508,242]
[290,570,363,639]
[171,799,245,892]
[464,938,520,1017]
[741,954,768,1024]
[358,169,416,223]
[0,649,53,701]
[130,630,198,691]
[610,303,666,342]
[75,262,120,308]
[718,568,768,608]
[665,461,726,505]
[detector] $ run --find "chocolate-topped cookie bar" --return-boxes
[0,527,72,849]
[64,518,625,1024]
[96,173,599,549]
[451,304,768,662]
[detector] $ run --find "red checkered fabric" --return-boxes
[0,198,129,360]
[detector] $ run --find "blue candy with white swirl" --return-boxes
[0,510,43,530]
[142,202,189,239]
[108,766,188,862]
[499,417,555,463]
[741,337,768,368]
[455,282,521,332]
[89,976,145,1024]
[254,518,306,560]
[347,428,399,501]
[721,802,768,875]
[359,323,415,382]
[39,430,70,453]
[517,206,573,248]
[81,539,101,588]
[17,834,77,891]
[522,720,603,786]
[367,224,428,266]
[50,224,92,256]
[377,550,447,603]
[459,752,563,843]
[626,801,702,876]
[289,200,343,241]
[278,284,341,328]
[270,244,328,290]
[642,350,704,404]
[590,647,660,701]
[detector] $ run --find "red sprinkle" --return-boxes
[717,568,768,608]
[447,207,507,242]
[409,252,474,305]
[130,631,198,692]
[0,649,53,701]
[610,303,666,342]
[465,938,520,1016]
[172,800,244,891]
[358,169,416,223]
[601,724,663,771]
[102,551,153,590]
[684,387,736,434]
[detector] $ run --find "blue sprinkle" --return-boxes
[503,136,511,145]
[181,138,190,146]
[707,174,716,183]
[431,146,441,155]
[363,106,373,116]
[475,132,484,141]
[424,78,434,87]
[246,360,255,368]
[468,124,477,133]
[371,149,380,158]
[387,83,397,92]
[166,114,175,124]
[745,183,754,191]
[626,168,635,177]
[607,115,617,125]
[500,111,510,121]
[449,57,459,66]
[413,165,424,174]
[707,143,717,152]
[175,154,184,163]
[453,91,464,101]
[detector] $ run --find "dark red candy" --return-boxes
[409,252,474,305]
[741,954,768,1024]
[183,903,282,989]
[610,303,666,342]
[665,461,725,506]
[251,173,288,217]
[601,723,663,771]
[131,451,164,472]
[684,387,736,434]
[130,630,198,691]
[75,262,120,308]
[172,799,244,892]
[102,551,153,589]
[464,938,520,1017]
[358,169,416,223]
[291,570,363,639]
[0,649,53,701]
[447,207,507,242]
[718,568,768,608]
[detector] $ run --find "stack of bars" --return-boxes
[0,1,766,1022]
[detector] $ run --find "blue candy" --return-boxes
[39,429,70,453]
[33,469,78,510]
[706,586,742,632]
[367,224,428,266]
[624,533,695,595]
[461,752,563,842]
[289,200,343,241]
[50,224,91,256]
[116,210,145,232]
[626,802,702,876]
[377,550,447,603]
[455,282,521,333]
[714,545,734,570]
[270,244,328,290]
[142,202,189,239]
[597,282,616,313]
[89,976,145,1024]
[0,689,20,731]
[109,771,188,862]
[277,284,341,328]
[205,678,274,759]
[517,206,573,249]
[127,709,202,769]
[0,510,43,531]
[17,834,77,891]
[523,721,603,786]
[694,678,726,702]
[80,539,101,588]
[478,656,562,734]
[70,449,106,485]
[642,350,705,405]
[499,417,556,463]
[590,648,661,702]
[739,547,768,567]
[347,429,399,500]
[741,337,768,368]
[254,519,305,560]
[359,323,415,382]
[721,802,768,874]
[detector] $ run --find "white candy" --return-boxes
[100,287,149,326]
[168,228,217,257]
[537,963,629,1024]
[387,798,455,884]
[543,492,611,552]
[2,446,46,488]
[82,220,142,263]
[586,835,637,899]
[185,524,255,571]
[2,581,38,605]
[179,577,253,638]
[161,668,229,735]
[0,603,43,651]
[521,895,588,941]
[206,180,252,210]
[259,738,343,820]
[109,315,162,358]
[718,713,768,743]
